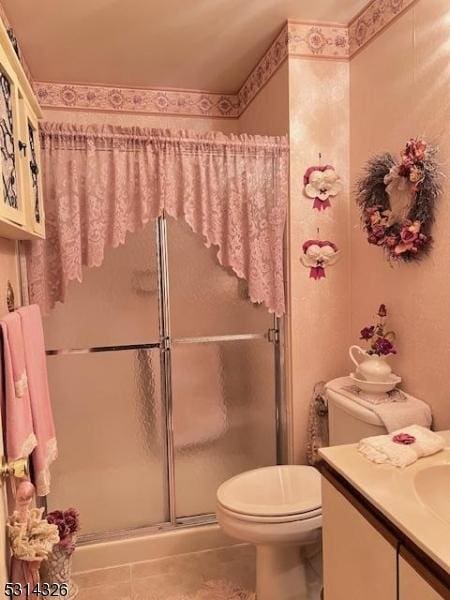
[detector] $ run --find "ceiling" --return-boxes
[2,0,368,93]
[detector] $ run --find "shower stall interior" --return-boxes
[40,215,283,543]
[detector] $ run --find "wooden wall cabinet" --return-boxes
[0,19,44,240]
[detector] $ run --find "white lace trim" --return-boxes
[14,371,28,398]
[46,437,58,463]
[19,433,37,459]
[35,437,58,496]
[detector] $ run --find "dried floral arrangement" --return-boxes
[46,508,80,555]
[359,304,396,356]
[356,139,440,262]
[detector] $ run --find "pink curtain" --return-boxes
[26,123,289,316]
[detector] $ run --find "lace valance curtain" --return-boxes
[26,123,289,316]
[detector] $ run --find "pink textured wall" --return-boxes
[288,58,350,463]
[350,0,450,430]
[238,61,289,136]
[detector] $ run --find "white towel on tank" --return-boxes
[358,425,445,468]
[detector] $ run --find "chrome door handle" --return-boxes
[0,457,29,480]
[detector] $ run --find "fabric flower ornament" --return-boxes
[304,165,342,211]
[394,220,427,255]
[300,240,340,280]
[392,433,416,445]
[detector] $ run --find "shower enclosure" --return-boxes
[40,215,283,543]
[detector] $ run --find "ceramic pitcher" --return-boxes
[349,345,392,382]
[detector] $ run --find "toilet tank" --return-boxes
[325,378,388,446]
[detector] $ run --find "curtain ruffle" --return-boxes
[26,123,289,316]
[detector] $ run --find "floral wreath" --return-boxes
[356,138,440,262]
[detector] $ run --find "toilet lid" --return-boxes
[217,465,321,517]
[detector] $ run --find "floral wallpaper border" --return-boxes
[348,0,417,55]
[33,82,240,118]
[287,21,349,59]
[237,21,349,113]
[237,25,289,113]
[27,0,416,118]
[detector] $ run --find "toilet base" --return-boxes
[256,544,308,600]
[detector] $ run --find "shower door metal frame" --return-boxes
[156,215,285,531]
[19,216,286,544]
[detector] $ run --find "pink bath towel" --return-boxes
[0,313,37,462]
[17,305,57,497]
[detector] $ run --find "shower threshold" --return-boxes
[72,520,233,573]
[78,513,217,546]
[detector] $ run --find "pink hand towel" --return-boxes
[17,305,57,497]
[0,313,37,461]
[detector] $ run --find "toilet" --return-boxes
[217,465,322,600]
[216,377,390,600]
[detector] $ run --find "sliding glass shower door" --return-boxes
[42,216,281,541]
[166,217,277,520]
[44,224,168,536]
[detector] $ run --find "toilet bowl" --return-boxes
[217,377,410,599]
[216,465,322,600]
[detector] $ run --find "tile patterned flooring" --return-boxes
[74,543,322,600]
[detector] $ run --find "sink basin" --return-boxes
[414,463,450,525]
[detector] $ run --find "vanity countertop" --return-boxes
[319,430,450,575]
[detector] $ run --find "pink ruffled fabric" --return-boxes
[26,124,289,316]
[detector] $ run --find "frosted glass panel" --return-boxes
[43,223,159,349]
[172,340,276,517]
[40,216,279,540]
[167,217,272,337]
[47,350,167,535]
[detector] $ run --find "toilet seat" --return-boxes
[217,465,321,519]
[217,501,322,524]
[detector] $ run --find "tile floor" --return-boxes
[74,543,322,600]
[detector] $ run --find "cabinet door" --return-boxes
[322,476,397,600]
[0,45,25,228]
[399,555,449,600]
[18,94,45,237]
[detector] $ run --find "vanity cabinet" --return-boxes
[322,467,450,600]
[0,19,44,240]
[322,477,397,600]
[399,551,449,600]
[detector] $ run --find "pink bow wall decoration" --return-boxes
[304,165,342,211]
[301,240,340,280]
